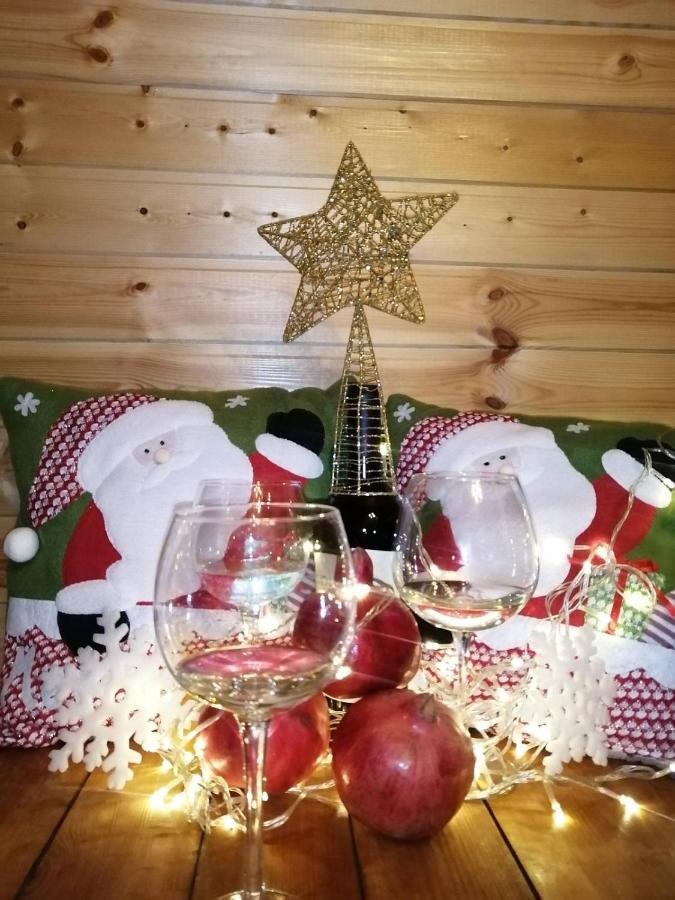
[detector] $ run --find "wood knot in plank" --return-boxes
[88,46,111,64]
[134,281,148,292]
[11,141,23,158]
[490,346,517,367]
[618,54,636,71]
[16,220,27,230]
[485,396,507,411]
[492,327,518,350]
[11,97,25,110]
[488,287,505,302]
[94,10,115,28]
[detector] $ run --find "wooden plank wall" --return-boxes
[1,1,675,629]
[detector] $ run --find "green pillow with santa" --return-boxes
[0,378,335,746]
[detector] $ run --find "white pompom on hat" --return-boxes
[396,410,555,489]
[26,392,159,528]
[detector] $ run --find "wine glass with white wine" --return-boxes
[155,502,356,899]
[394,472,539,694]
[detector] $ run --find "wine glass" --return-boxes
[155,502,356,900]
[393,472,539,695]
[197,479,305,505]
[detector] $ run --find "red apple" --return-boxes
[195,692,329,796]
[332,689,475,840]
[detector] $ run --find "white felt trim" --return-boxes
[602,449,673,508]
[5,596,155,641]
[6,597,60,640]
[427,421,554,473]
[479,614,675,688]
[55,580,126,614]
[255,432,323,478]
[78,400,214,493]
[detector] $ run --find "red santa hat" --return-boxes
[396,410,556,490]
[27,392,159,529]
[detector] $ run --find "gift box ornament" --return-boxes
[585,566,666,640]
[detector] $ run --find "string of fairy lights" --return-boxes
[148,453,675,832]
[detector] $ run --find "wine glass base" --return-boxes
[216,890,296,899]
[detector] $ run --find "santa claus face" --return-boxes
[93,420,252,604]
[433,437,596,597]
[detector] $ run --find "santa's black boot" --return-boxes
[57,610,130,655]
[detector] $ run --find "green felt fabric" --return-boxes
[0,377,338,603]
[2,377,674,602]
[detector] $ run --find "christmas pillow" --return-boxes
[387,394,675,762]
[0,377,337,748]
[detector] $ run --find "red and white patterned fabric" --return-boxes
[27,392,158,528]
[424,638,675,761]
[0,625,71,747]
[396,411,516,490]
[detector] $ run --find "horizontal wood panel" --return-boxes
[0,513,12,583]
[1,255,674,350]
[0,341,673,424]
[1,2,675,108]
[3,81,675,190]
[230,1,675,28]
[3,168,675,269]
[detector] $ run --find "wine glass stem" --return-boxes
[455,631,472,694]
[241,718,268,900]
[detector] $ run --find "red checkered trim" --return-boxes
[396,411,516,490]
[27,392,157,528]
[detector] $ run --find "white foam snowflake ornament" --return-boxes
[516,625,616,775]
[42,611,184,790]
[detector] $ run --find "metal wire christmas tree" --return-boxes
[331,303,395,496]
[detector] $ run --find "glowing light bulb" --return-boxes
[334,665,352,680]
[551,800,567,829]
[262,791,269,802]
[218,814,238,832]
[510,654,524,671]
[149,787,169,811]
[619,795,640,820]
[170,791,185,810]
[668,762,675,774]
[514,740,527,760]
[160,759,172,773]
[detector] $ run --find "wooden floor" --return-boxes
[1,749,674,900]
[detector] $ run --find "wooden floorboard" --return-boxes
[0,748,88,900]
[351,797,535,899]
[486,761,675,900]
[16,756,201,900]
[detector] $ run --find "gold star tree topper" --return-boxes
[258,142,458,342]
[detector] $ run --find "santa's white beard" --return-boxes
[94,425,251,606]
[441,449,596,598]
[521,458,596,595]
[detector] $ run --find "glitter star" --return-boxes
[258,142,458,342]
